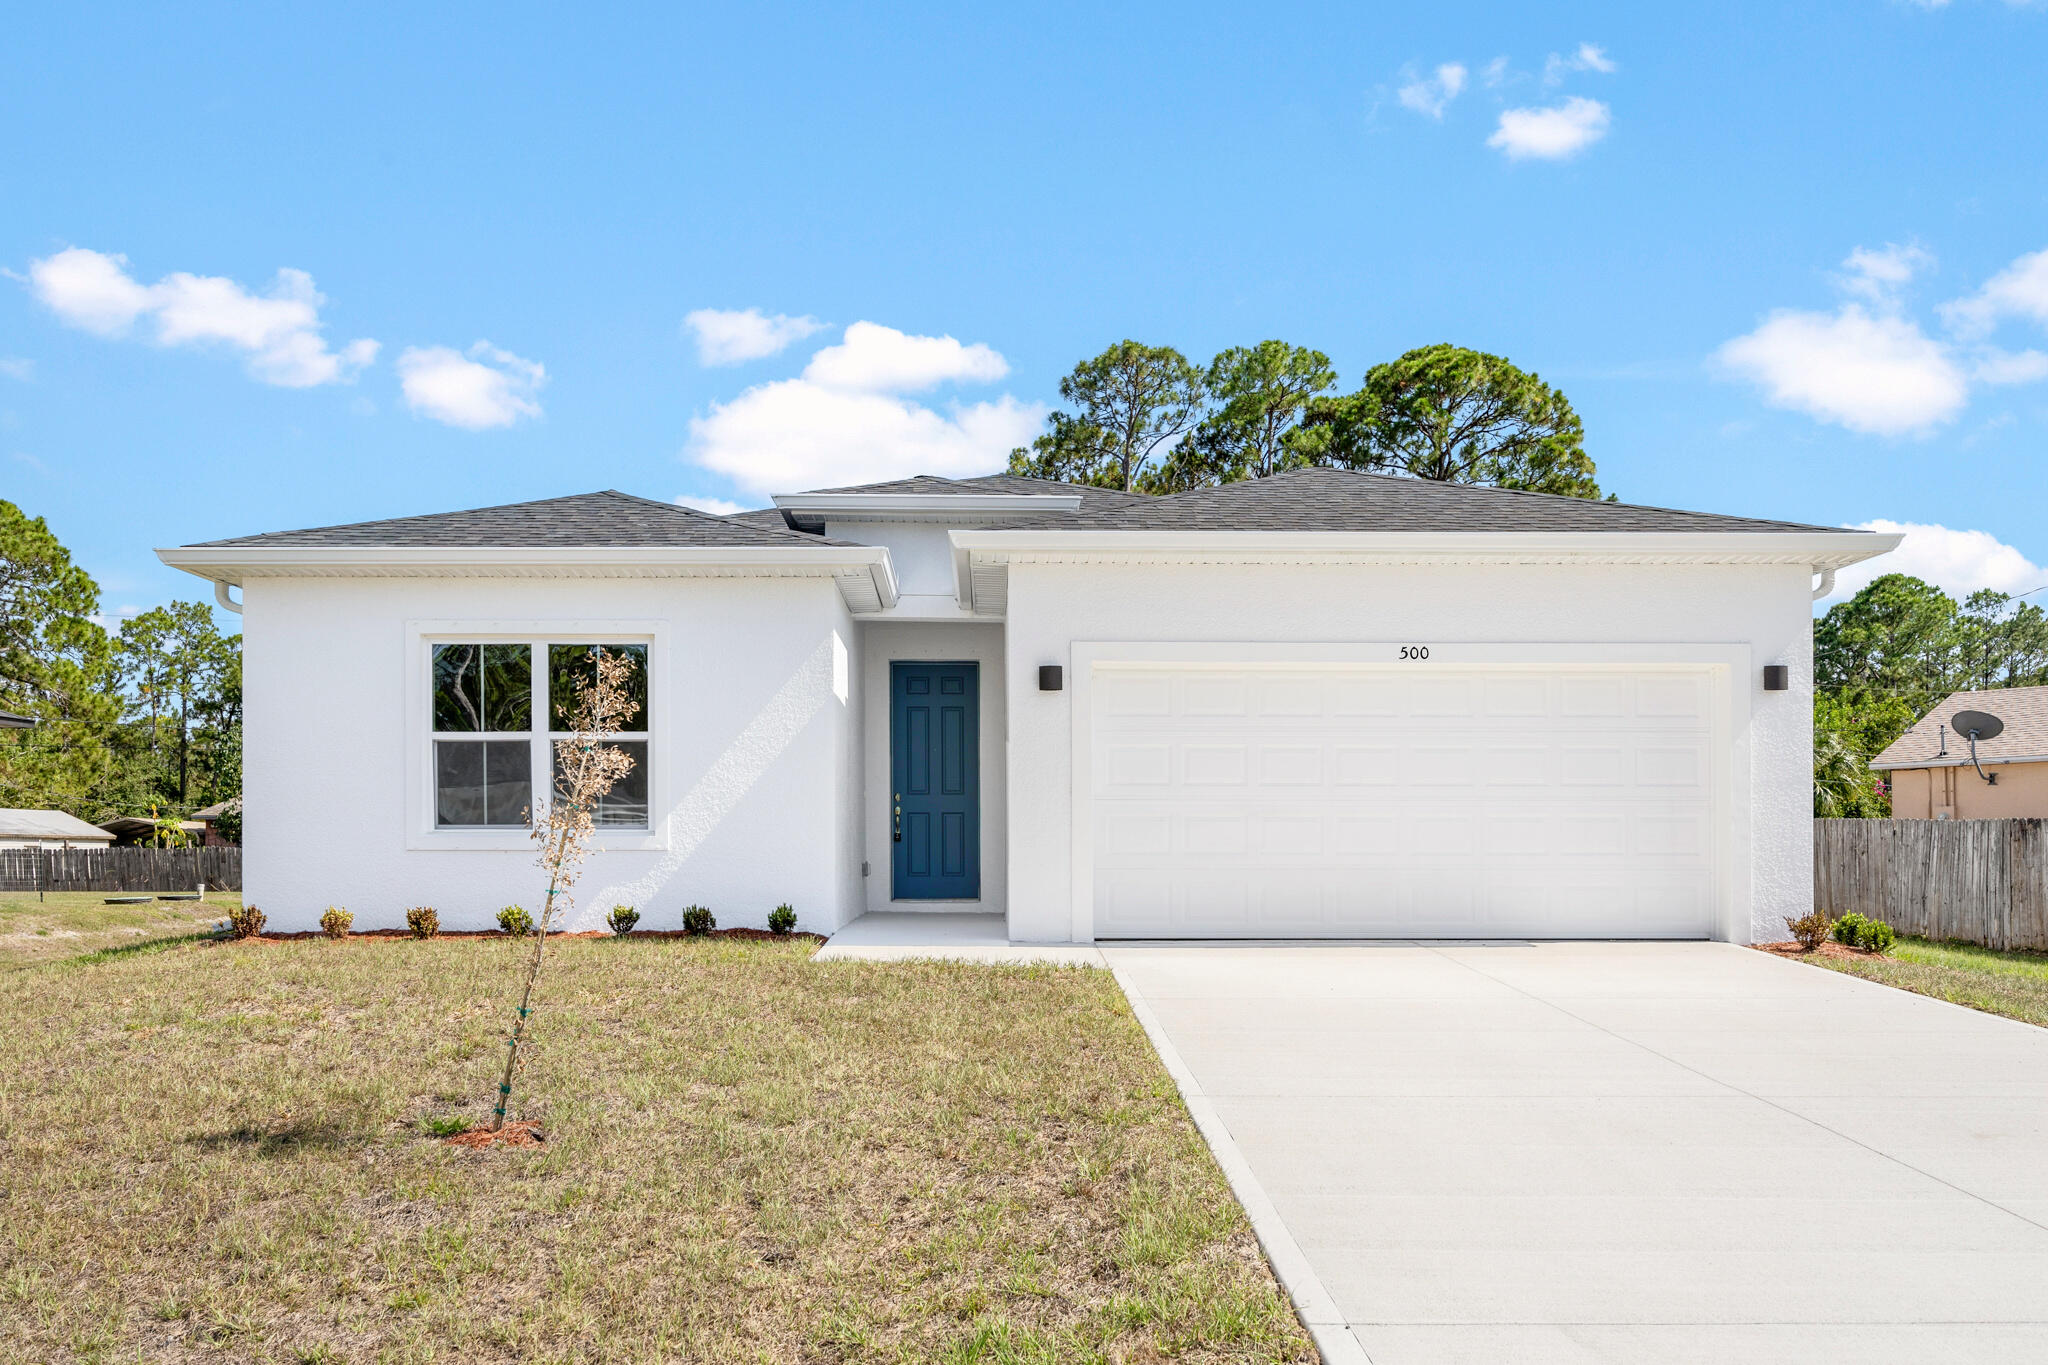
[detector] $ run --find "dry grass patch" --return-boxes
[1794,934,2048,1029]
[0,889,234,968]
[0,934,1314,1363]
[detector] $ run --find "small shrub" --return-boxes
[768,903,797,935]
[419,1114,470,1138]
[405,906,439,939]
[1834,912,1896,953]
[1832,912,1870,947]
[1784,909,1834,952]
[682,905,715,936]
[319,906,352,940]
[225,904,266,940]
[497,904,535,937]
[606,904,640,936]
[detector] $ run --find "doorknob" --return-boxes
[893,793,901,842]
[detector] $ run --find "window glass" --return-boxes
[548,644,648,731]
[435,739,533,827]
[434,643,531,732]
[555,740,648,829]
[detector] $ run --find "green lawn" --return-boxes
[1800,935,2048,1028]
[0,933,1312,1364]
[0,888,234,968]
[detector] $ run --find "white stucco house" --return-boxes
[159,469,1894,943]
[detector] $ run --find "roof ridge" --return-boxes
[1261,467,1837,532]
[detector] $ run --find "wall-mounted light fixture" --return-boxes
[1039,665,1063,692]
[1762,665,1789,691]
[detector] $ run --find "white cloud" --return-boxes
[1827,520,2046,603]
[396,342,545,429]
[673,493,750,517]
[1720,241,2048,435]
[1716,305,1967,435]
[800,321,1008,392]
[1397,62,1468,118]
[1941,246,2048,339]
[683,307,826,365]
[0,357,31,381]
[1487,96,1611,160]
[24,247,376,387]
[686,321,1041,496]
[1975,348,2048,384]
[1481,56,1510,87]
[1839,242,1933,303]
[1544,42,1617,84]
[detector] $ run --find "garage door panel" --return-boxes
[1091,663,1716,939]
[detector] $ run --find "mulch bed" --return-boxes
[239,928,827,945]
[443,1120,544,1150]
[1754,939,1888,961]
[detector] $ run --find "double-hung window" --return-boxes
[429,640,650,832]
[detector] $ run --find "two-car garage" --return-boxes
[1085,657,1723,940]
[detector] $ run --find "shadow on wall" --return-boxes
[567,635,840,929]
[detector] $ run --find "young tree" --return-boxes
[1300,343,1603,499]
[1007,340,1206,491]
[1153,341,1338,489]
[491,648,641,1134]
[0,500,120,813]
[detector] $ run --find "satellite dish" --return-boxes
[1952,710,2004,742]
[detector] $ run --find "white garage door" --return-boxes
[1089,664,1717,939]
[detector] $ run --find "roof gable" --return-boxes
[1873,685,2048,769]
[981,468,1843,534]
[190,490,859,549]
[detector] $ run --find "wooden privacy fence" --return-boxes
[1814,819,2048,951]
[0,846,242,894]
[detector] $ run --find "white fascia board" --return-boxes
[948,527,1902,569]
[156,543,900,607]
[771,492,1082,521]
[1870,753,2048,772]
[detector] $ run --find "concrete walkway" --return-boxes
[1106,941,2048,1365]
[813,911,1105,965]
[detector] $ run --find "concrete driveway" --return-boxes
[1105,942,2048,1365]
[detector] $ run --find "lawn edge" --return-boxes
[1110,964,1359,1365]
[1752,943,2048,1034]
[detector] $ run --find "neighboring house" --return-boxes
[0,710,35,729]
[158,470,1894,943]
[0,809,117,849]
[1872,685,2048,820]
[191,799,241,846]
[98,815,209,847]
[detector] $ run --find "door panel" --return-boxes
[892,662,980,899]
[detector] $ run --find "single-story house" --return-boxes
[98,815,210,847]
[1873,685,2048,819]
[158,469,1894,942]
[191,799,242,846]
[0,808,118,849]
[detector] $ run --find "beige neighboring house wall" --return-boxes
[1874,685,2048,820]
[0,809,119,849]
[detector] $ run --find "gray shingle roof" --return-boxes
[191,490,861,549]
[978,468,1843,534]
[1872,686,2048,769]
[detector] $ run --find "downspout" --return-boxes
[214,579,243,614]
[1811,567,1836,601]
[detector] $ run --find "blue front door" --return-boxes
[891,661,979,900]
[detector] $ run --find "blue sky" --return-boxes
[5,0,2047,626]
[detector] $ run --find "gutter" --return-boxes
[1871,754,2048,772]
[157,543,901,611]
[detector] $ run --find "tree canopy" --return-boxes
[1300,343,1601,498]
[0,499,242,822]
[1006,340,1205,492]
[1011,339,1607,499]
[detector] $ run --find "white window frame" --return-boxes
[405,620,669,852]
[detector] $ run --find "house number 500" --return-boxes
[1399,645,1430,660]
